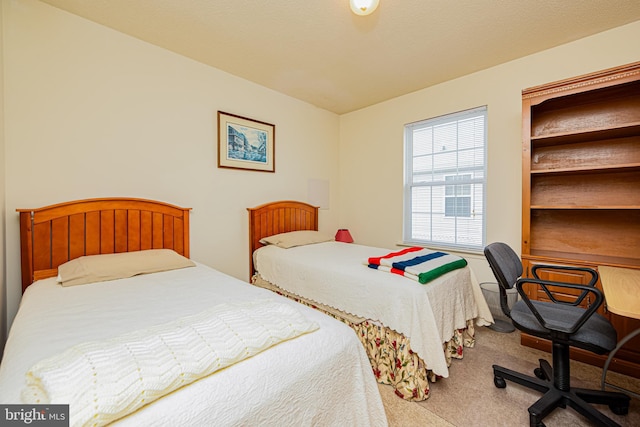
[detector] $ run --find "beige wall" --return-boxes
[339,21,640,284]
[2,0,340,331]
[2,0,640,339]
[1,0,6,353]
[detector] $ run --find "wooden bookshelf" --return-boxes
[521,62,640,378]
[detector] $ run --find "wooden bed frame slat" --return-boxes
[153,212,163,249]
[101,210,115,254]
[247,200,319,278]
[33,222,51,272]
[51,217,69,268]
[86,211,101,256]
[18,197,191,292]
[140,210,153,251]
[69,213,86,259]
[115,209,128,253]
[127,210,141,252]
[164,215,174,249]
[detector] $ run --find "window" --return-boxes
[403,106,486,251]
[445,174,471,217]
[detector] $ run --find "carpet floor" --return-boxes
[380,326,640,426]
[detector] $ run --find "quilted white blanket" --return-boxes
[0,263,387,427]
[255,242,494,378]
[22,300,318,427]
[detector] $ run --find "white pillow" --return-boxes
[57,249,195,287]
[259,230,333,249]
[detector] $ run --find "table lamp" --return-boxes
[335,229,354,243]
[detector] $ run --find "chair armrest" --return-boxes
[530,264,598,305]
[515,278,604,334]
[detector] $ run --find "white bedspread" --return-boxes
[0,263,387,427]
[255,242,494,377]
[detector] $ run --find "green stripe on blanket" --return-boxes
[417,258,468,284]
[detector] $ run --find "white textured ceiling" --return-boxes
[40,0,640,114]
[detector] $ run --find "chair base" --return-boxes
[493,359,630,427]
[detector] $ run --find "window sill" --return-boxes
[396,242,485,258]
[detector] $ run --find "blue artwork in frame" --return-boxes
[217,111,275,172]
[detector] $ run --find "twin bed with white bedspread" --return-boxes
[0,198,387,426]
[248,200,493,401]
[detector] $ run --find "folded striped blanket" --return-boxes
[367,247,467,284]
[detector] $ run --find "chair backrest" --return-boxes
[484,242,523,291]
[484,243,523,318]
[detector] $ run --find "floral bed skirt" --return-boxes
[252,275,475,401]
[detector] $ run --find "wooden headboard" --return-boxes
[17,198,192,292]
[247,200,318,278]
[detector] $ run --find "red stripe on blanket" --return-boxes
[390,267,406,277]
[368,246,422,266]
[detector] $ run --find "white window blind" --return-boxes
[403,106,487,251]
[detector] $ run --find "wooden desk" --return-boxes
[598,266,640,399]
[599,267,640,320]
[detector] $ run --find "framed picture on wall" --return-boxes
[217,111,275,172]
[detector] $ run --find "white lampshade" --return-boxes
[350,0,380,16]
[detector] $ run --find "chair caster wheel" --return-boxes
[494,375,506,388]
[534,367,545,379]
[609,404,629,415]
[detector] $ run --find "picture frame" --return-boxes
[217,111,275,172]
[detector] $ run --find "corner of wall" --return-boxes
[0,0,7,356]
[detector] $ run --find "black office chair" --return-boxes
[483,242,630,427]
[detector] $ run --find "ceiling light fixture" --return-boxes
[349,0,380,16]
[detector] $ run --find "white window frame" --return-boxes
[403,106,487,252]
